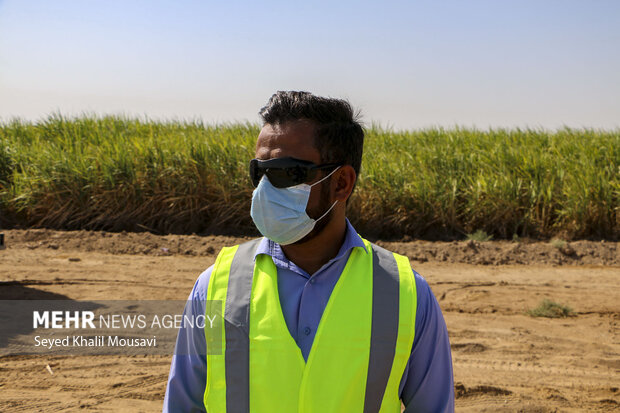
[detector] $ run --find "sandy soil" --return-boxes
[0,229,618,412]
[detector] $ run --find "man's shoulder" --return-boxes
[215,237,266,258]
[191,265,213,302]
[362,241,432,297]
[412,270,433,300]
[193,237,264,296]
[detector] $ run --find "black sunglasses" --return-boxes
[249,157,340,188]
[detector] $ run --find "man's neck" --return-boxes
[280,218,347,276]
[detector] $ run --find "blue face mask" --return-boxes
[250,167,340,245]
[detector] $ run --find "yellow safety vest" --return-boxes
[204,237,416,413]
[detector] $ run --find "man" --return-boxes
[164,91,454,412]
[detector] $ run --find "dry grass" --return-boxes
[527,299,574,318]
[466,230,493,242]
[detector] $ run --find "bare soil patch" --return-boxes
[3,228,618,266]
[1,230,618,412]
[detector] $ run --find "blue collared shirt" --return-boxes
[164,220,454,412]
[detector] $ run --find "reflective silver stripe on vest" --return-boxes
[364,244,400,413]
[225,238,261,413]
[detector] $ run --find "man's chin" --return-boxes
[290,227,321,246]
[290,213,332,246]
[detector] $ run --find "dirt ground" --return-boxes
[1,229,618,412]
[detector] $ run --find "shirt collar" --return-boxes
[253,218,368,263]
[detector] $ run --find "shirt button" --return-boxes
[309,278,316,284]
[304,327,311,335]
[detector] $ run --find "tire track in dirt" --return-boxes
[455,358,614,379]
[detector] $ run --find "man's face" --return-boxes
[254,120,334,241]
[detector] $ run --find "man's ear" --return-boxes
[333,165,356,202]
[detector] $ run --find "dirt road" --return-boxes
[1,230,618,412]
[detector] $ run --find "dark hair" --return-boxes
[258,91,364,184]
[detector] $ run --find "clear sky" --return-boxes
[0,0,618,129]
